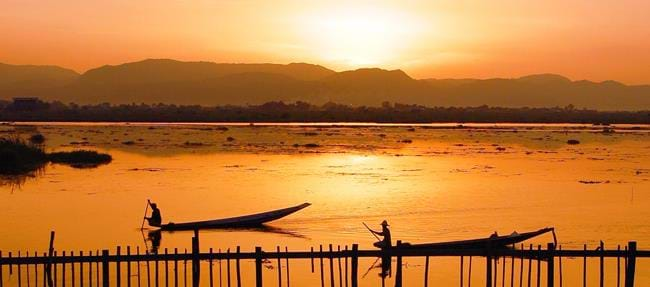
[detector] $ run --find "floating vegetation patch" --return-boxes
[29,134,45,144]
[47,150,112,169]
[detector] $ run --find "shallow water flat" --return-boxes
[1,123,649,286]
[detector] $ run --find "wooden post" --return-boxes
[125,247,131,287]
[226,249,231,287]
[255,247,263,287]
[43,252,47,287]
[96,250,100,287]
[102,250,109,287]
[494,255,498,287]
[25,251,33,287]
[510,245,515,287]
[344,246,348,287]
[583,244,587,287]
[54,251,58,287]
[558,246,563,287]
[184,249,188,287]
[350,244,358,287]
[424,256,429,287]
[617,245,621,287]
[209,248,213,287]
[71,251,75,287]
[235,246,241,287]
[527,245,532,287]
[461,256,464,287]
[395,240,402,287]
[337,246,342,287]
[87,250,91,287]
[536,245,541,287]
[285,247,290,287]
[0,251,3,287]
[547,243,554,287]
[218,249,222,287]
[276,246,282,287]
[599,242,604,287]
[165,249,169,287]
[624,241,636,287]
[174,248,178,287]
[46,231,55,287]
[319,245,324,287]
[502,256,506,287]
[18,251,22,287]
[310,248,315,273]
[116,247,121,287]
[9,252,13,276]
[61,251,65,287]
[328,244,334,287]
[192,230,200,287]
[79,251,84,287]
[146,249,151,287]
[469,256,473,287]
[486,245,492,287]
[154,253,159,287]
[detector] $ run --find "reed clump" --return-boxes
[0,137,112,174]
[0,138,47,175]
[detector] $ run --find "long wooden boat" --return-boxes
[158,203,311,231]
[399,227,554,249]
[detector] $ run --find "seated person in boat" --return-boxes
[370,220,392,249]
[146,200,162,227]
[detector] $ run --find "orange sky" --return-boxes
[1,0,649,84]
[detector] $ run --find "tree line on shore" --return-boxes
[1,100,649,124]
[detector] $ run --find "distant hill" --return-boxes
[0,59,649,110]
[0,63,79,101]
[423,74,650,110]
[80,59,334,83]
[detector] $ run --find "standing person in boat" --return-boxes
[145,200,162,227]
[370,220,392,249]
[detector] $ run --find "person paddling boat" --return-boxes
[369,220,392,249]
[145,200,162,227]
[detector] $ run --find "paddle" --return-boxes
[140,200,150,230]
[363,222,381,241]
[361,256,381,279]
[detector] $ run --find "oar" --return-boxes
[141,228,150,252]
[361,256,381,279]
[140,200,150,230]
[363,222,381,241]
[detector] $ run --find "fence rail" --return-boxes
[0,237,646,287]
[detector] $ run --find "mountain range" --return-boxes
[1,59,649,110]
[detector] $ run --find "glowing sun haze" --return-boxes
[1,0,649,83]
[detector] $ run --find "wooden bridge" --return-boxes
[0,232,647,287]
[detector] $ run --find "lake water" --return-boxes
[1,122,649,286]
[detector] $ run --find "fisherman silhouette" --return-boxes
[370,220,392,249]
[145,200,162,227]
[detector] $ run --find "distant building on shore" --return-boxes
[12,97,40,111]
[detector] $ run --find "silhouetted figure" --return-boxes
[370,220,392,249]
[147,230,162,254]
[146,200,162,227]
